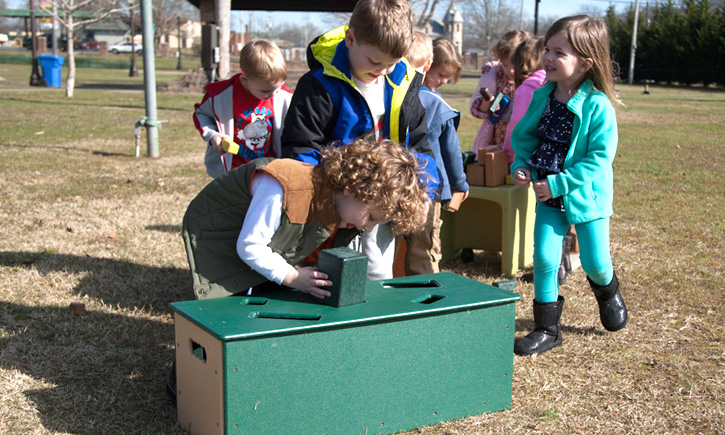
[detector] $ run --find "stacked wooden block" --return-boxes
[466,146,510,187]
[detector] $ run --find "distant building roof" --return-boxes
[84,19,129,32]
[444,1,463,24]
[425,19,445,39]
[0,8,95,18]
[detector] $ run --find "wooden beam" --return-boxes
[184,0,358,13]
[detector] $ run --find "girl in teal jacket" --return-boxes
[511,15,628,356]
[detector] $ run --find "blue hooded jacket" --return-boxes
[419,86,469,202]
[281,26,439,196]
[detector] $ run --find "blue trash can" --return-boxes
[37,54,65,88]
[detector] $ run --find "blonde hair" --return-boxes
[406,29,433,70]
[349,0,413,58]
[545,15,622,106]
[239,39,287,82]
[321,136,428,236]
[512,37,544,87]
[431,38,462,84]
[491,30,530,61]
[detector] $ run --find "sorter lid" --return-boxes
[170,272,521,341]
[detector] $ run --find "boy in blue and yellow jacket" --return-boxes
[282,0,438,281]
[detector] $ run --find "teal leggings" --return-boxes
[533,203,614,303]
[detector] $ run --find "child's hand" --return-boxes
[512,168,531,185]
[477,90,494,112]
[533,179,552,202]
[209,133,228,154]
[282,267,332,299]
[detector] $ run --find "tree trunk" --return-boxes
[65,14,76,98]
[216,0,230,79]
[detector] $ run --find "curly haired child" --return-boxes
[182,135,429,300]
[511,15,628,356]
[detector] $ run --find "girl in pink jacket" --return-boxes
[469,30,529,158]
[502,37,547,164]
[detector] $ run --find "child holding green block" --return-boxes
[182,135,430,300]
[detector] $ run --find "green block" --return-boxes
[316,247,367,307]
[171,272,521,435]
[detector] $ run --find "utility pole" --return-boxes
[177,16,183,70]
[628,0,641,85]
[129,2,138,77]
[29,0,44,86]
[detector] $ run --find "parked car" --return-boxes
[109,41,142,54]
[76,39,100,50]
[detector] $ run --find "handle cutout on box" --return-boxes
[250,311,322,321]
[190,339,207,363]
[242,297,269,306]
[381,279,441,289]
[413,294,446,304]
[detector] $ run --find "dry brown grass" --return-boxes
[1,68,723,435]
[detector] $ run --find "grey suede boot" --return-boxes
[558,228,573,285]
[514,296,565,356]
[588,273,628,332]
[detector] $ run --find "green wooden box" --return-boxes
[171,272,520,435]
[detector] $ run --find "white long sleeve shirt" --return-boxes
[235,173,296,284]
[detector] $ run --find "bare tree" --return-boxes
[149,0,197,49]
[411,0,442,28]
[39,0,128,97]
[459,0,519,53]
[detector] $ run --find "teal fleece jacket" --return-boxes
[511,80,618,225]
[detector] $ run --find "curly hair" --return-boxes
[320,136,429,236]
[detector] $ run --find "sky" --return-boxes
[231,0,643,32]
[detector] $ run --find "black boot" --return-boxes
[514,296,565,356]
[588,273,628,332]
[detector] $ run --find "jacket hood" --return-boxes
[307,25,414,89]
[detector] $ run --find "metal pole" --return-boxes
[140,0,159,157]
[534,0,540,35]
[628,0,641,85]
[129,3,138,77]
[177,16,183,70]
[29,0,44,86]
